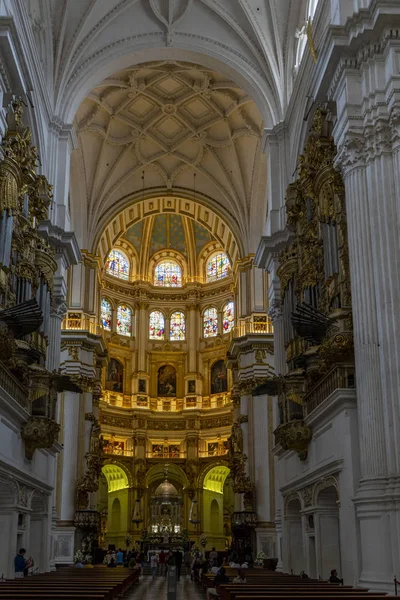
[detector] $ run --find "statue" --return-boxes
[231,422,243,454]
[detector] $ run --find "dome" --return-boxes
[154,478,179,498]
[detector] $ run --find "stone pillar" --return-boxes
[59,391,80,522]
[47,298,67,371]
[136,302,148,373]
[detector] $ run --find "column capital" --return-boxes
[51,296,67,320]
[334,131,367,177]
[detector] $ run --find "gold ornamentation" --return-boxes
[274,421,312,461]
[21,416,60,460]
[67,346,80,360]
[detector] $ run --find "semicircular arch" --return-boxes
[95,195,244,266]
[102,462,133,491]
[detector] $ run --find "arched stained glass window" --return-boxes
[154,261,182,287]
[170,312,186,341]
[105,249,129,280]
[206,253,230,282]
[223,301,234,333]
[203,307,218,338]
[116,305,132,337]
[149,310,165,340]
[101,298,112,331]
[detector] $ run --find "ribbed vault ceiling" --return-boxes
[76,60,264,231]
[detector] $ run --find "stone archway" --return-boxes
[284,495,304,575]
[315,485,341,579]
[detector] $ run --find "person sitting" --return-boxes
[116,548,124,566]
[241,561,249,569]
[107,558,117,568]
[84,558,94,568]
[210,560,219,574]
[329,569,343,584]
[75,561,84,568]
[233,570,247,583]
[300,570,309,579]
[229,560,241,567]
[206,566,229,600]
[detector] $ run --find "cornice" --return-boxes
[255,229,294,271]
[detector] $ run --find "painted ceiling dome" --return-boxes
[154,477,179,498]
[123,214,213,261]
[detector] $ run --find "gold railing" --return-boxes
[62,311,102,336]
[229,317,273,341]
[0,361,29,410]
[199,449,228,457]
[103,447,133,457]
[146,451,186,459]
[304,364,355,415]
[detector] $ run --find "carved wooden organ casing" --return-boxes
[274,109,354,457]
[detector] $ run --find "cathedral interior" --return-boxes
[0,0,399,594]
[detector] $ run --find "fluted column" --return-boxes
[59,391,80,522]
[336,144,387,480]
[46,298,67,371]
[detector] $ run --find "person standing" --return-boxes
[184,548,192,577]
[14,548,26,579]
[116,548,124,566]
[150,553,159,579]
[174,548,183,581]
[209,547,218,562]
[159,549,166,576]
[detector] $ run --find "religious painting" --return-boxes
[152,444,163,457]
[139,379,146,393]
[106,358,124,392]
[158,364,177,397]
[188,380,196,394]
[104,439,124,454]
[208,442,218,456]
[169,444,180,458]
[211,359,227,394]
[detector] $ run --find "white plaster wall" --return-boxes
[276,390,360,584]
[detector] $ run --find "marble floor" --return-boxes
[126,574,206,599]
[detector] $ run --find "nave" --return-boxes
[126,575,205,600]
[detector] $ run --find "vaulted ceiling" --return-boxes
[75,61,264,231]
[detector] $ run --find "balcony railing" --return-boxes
[62,311,102,336]
[229,317,273,341]
[304,364,355,415]
[199,448,228,458]
[0,361,29,410]
[146,451,186,459]
[103,447,133,457]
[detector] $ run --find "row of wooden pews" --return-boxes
[0,565,140,599]
[201,569,393,600]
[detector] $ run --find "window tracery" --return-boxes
[149,310,165,339]
[206,253,230,282]
[101,298,112,331]
[105,249,129,280]
[154,261,182,287]
[223,301,234,333]
[116,305,132,336]
[170,311,186,341]
[203,307,218,337]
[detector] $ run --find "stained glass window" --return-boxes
[105,249,129,280]
[170,311,186,341]
[223,301,234,333]
[149,310,165,339]
[154,261,182,287]
[101,298,112,331]
[203,307,218,337]
[206,252,230,282]
[116,305,132,336]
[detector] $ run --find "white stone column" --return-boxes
[187,303,197,373]
[59,391,80,522]
[46,298,67,371]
